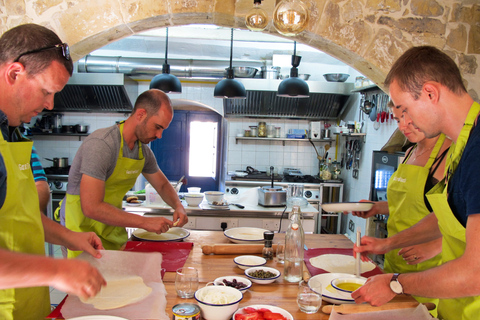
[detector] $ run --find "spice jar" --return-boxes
[249,126,258,137]
[258,122,267,137]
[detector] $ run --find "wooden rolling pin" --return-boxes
[322,302,436,314]
[202,243,278,255]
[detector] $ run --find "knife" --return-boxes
[230,203,245,209]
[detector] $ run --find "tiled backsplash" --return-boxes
[227,118,336,176]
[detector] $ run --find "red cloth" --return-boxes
[304,247,383,277]
[123,240,193,272]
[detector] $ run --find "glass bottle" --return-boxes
[262,231,274,260]
[284,205,305,282]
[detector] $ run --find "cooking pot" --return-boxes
[45,157,69,168]
[61,125,75,133]
[75,124,89,134]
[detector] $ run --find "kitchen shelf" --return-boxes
[26,132,89,141]
[350,84,381,93]
[235,136,332,146]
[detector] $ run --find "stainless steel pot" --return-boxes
[75,124,89,133]
[45,157,69,168]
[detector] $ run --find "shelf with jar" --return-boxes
[235,136,333,146]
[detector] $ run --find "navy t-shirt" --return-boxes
[447,116,480,227]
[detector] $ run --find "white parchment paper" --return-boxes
[62,250,168,320]
[328,304,438,320]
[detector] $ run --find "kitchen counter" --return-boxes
[161,230,418,319]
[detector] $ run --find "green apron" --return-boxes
[384,134,445,315]
[66,122,145,257]
[0,130,50,319]
[426,102,480,320]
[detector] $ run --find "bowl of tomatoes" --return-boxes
[233,305,293,320]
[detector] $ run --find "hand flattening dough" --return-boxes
[80,275,152,310]
[309,254,376,274]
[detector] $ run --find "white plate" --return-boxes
[132,227,190,241]
[224,227,270,244]
[308,273,357,304]
[233,305,294,320]
[126,200,143,206]
[69,317,129,320]
[322,202,374,213]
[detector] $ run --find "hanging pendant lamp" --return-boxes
[214,29,246,99]
[277,41,309,98]
[150,28,182,94]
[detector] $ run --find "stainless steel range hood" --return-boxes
[53,73,138,113]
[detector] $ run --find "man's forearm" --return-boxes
[35,180,50,214]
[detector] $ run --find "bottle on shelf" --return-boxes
[284,205,305,282]
[332,160,341,179]
[262,231,274,260]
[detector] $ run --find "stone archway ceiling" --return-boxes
[0,0,478,99]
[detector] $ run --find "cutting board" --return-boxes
[123,241,193,272]
[304,248,383,277]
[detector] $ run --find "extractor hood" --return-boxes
[53,73,138,113]
[225,79,354,120]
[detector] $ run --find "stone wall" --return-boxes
[0,0,478,98]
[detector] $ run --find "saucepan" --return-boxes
[75,124,89,134]
[45,157,69,168]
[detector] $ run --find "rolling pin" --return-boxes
[202,244,278,255]
[321,302,436,314]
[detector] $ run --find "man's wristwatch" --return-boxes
[389,273,403,294]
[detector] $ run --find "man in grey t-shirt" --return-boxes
[61,89,188,256]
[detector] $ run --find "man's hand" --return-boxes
[354,236,390,262]
[172,206,188,227]
[141,216,174,234]
[64,232,104,259]
[347,200,388,219]
[52,259,106,299]
[351,273,396,306]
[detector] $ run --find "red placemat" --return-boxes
[123,240,193,272]
[304,248,383,278]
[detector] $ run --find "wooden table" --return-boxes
[163,230,416,319]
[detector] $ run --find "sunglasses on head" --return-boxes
[13,43,70,63]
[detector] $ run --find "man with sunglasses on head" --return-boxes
[0,24,105,319]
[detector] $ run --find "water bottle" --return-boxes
[284,205,305,282]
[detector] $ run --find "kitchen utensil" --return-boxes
[355,227,361,277]
[61,125,75,133]
[52,113,63,133]
[45,157,69,168]
[224,227,270,244]
[234,255,267,270]
[284,73,310,80]
[245,266,280,284]
[132,227,190,241]
[369,94,377,121]
[74,124,89,133]
[176,267,198,298]
[194,286,243,320]
[231,66,258,78]
[230,203,245,209]
[184,194,203,206]
[214,276,252,292]
[323,73,350,82]
[201,243,279,255]
[258,166,286,206]
[321,302,436,315]
[297,280,322,314]
[322,202,374,212]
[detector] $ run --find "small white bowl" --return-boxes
[245,266,281,284]
[234,255,267,270]
[184,193,203,206]
[214,276,252,292]
[194,285,243,320]
[187,187,201,193]
[205,191,225,204]
[331,276,366,297]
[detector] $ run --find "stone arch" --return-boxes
[0,0,477,97]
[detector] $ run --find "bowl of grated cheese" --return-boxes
[194,285,243,320]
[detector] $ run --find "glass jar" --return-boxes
[258,122,267,137]
[249,126,258,137]
[332,161,341,179]
[275,127,281,138]
[244,130,251,137]
[355,76,364,88]
[267,125,275,138]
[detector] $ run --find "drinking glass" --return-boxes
[276,243,285,264]
[175,267,198,298]
[297,280,322,314]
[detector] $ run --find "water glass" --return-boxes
[276,243,285,264]
[297,280,322,314]
[175,267,198,298]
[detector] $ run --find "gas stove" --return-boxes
[44,166,70,176]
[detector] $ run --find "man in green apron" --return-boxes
[0,24,106,320]
[352,46,479,319]
[61,89,188,257]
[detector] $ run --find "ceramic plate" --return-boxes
[214,275,252,292]
[308,273,357,304]
[233,305,294,320]
[126,200,143,207]
[321,202,374,213]
[69,317,128,320]
[132,227,190,242]
[224,227,270,244]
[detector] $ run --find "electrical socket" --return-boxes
[184,217,196,229]
[262,219,280,231]
[221,219,238,229]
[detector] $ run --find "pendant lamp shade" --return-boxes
[149,28,182,94]
[214,29,246,99]
[277,42,309,98]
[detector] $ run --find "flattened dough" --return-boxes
[309,254,376,274]
[80,275,152,310]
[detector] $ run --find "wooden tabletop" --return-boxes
[163,230,416,319]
